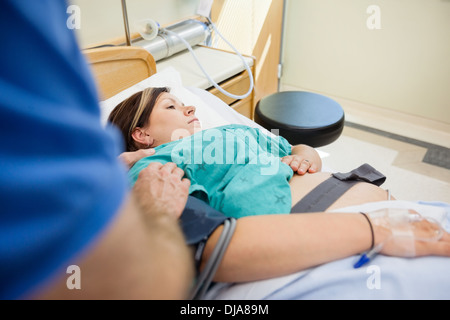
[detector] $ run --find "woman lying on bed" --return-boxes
[110,87,388,217]
[108,86,450,286]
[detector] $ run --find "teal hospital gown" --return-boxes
[129,124,293,218]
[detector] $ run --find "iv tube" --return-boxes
[162,17,254,100]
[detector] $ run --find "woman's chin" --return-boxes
[193,121,203,133]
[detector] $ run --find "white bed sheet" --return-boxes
[101,67,450,300]
[206,200,450,300]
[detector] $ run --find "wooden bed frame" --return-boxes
[84,46,157,100]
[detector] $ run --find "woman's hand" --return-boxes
[380,226,450,258]
[281,144,322,175]
[119,148,155,169]
[370,209,450,258]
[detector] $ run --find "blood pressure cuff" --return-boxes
[179,196,227,269]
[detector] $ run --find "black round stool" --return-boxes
[254,91,345,147]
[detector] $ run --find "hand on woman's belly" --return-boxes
[289,172,391,212]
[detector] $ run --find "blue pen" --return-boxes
[353,243,384,268]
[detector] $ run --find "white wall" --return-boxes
[281,0,450,125]
[69,0,200,47]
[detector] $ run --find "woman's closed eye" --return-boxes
[167,105,175,109]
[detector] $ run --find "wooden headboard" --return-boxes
[84,46,157,100]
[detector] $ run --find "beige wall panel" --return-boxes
[281,0,450,125]
[70,0,199,47]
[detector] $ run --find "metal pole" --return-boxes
[121,0,131,46]
[278,0,287,91]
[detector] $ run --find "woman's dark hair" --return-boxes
[108,87,170,151]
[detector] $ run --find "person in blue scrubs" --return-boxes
[4,0,449,301]
[0,0,193,299]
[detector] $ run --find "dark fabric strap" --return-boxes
[291,163,386,213]
[331,163,386,186]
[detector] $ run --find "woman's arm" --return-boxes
[282,144,322,175]
[202,212,372,282]
[201,212,449,283]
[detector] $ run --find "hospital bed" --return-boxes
[85,46,450,300]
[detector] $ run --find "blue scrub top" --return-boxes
[0,1,128,299]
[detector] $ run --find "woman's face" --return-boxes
[145,92,201,147]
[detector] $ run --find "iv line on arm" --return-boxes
[354,208,445,268]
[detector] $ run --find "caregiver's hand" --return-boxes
[133,162,191,220]
[119,148,155,169]
[281,144,322,175]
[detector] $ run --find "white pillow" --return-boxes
[99,67,330,162]
[99,67,230,130]
[187,86,265,130]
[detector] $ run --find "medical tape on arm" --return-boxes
[368,208,445,257]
